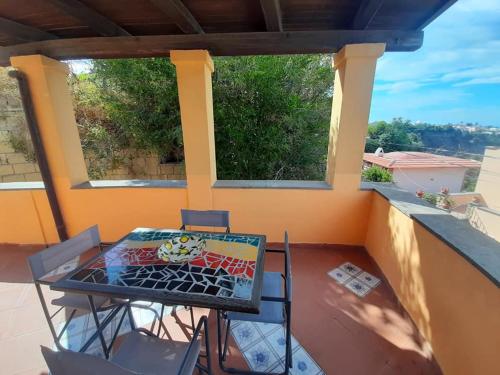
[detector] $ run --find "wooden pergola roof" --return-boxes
[0,0,456,65]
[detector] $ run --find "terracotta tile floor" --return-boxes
[0,244,441,375]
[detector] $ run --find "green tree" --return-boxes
[212,55,332,180]
[362,166,393,182]
[91,58,183,161]
[365,118,422,152]
[81,55,332,180]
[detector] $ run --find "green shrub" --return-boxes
[362,166,393,182]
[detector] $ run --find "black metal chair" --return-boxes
[41,315,213,375]
[180,209,231,233]
[27,225,132,357]
[217,231,293,374]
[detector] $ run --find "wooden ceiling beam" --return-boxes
[352,0,384,29]
[149,0,204,34]
[260,0,283,32]
[46,0,131,37]
[0,17,58,43]
[0,30,423,66]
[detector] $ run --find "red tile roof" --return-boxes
[363,151,481,170]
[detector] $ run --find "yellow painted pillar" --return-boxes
[10,55,89,188]
[326,43,385,191]
[10,55,89,239]
[171,50,216,209]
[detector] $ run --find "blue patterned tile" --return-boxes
[327,268,353,285]
[290,346,323,375]
[243,341,280,372]
[355,271,381,288]
[231,321,261,351]
[230,321,324,374]
[339,262,362,276]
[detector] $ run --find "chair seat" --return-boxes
[111,331,201,375]
[227,272,284,324]
[41,346,134,375]
[51,293,110,310]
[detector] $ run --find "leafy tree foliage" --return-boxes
[362,166,393,182]
[366,118,500,158]
[365,118,422,153]
[212,55,332,180]
[78,55,332,180]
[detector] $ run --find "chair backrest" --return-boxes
[28,225,101,281]
[284,231,292,303]
[180,209,230,232]
[41,346,137,375]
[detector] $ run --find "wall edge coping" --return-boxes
[213,180,333,190]
[0,181,45,190]
[367,183,500,288]
[72,180,187,189]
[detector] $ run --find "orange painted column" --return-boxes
[326,43,385,191]
[10,55,89,238]
[171,50,216,210]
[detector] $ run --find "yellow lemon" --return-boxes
[180,235,189,243]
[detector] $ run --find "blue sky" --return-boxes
[370,0,500,127]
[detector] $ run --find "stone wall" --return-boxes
[96,154,185,180]
[0,106,185,183]
[0,103,42,182]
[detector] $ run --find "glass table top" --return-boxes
[52,228,266,313]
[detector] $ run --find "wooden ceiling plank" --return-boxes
[352,0,385,29]
[149,0,204,34]
[0,30,424,65]
[260,0,283,32]
[46,0,131,37]
[0,17,58,43]
[416,0,457,29]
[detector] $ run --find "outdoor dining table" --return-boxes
[50,227,266,352]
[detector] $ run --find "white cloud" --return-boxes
[374,2,500,88]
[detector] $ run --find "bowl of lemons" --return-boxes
[157,234,205,263]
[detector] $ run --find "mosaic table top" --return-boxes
[51,228,266,313]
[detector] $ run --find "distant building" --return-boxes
[363,151,481,193]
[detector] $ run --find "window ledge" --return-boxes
[213,180,332,190]
[0,181,45,191]
[369,183,500,288]
[73,180,187,189]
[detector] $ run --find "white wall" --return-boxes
[392,168,467,193]
[475,147,500,211]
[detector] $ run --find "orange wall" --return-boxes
[365,192,500,375]
[213,188,372,244]
[0,189,57,244]
[0,186,371,245]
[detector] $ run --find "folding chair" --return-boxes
[28,225,130,357]
[218,231,293,374]
[41,315,212,375]
[180,209,231,233]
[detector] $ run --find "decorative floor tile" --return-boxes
[339,262,362,276]
[327,268,352,284]
[355,271,381,288]
[344,279,371,297]
[231,321,261,351]
[328,262,382,298]
[290,346,323,375]
[243,341,281,373]
[265,326,300,358]
[231,321,325,374]
[255,321,281,336]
